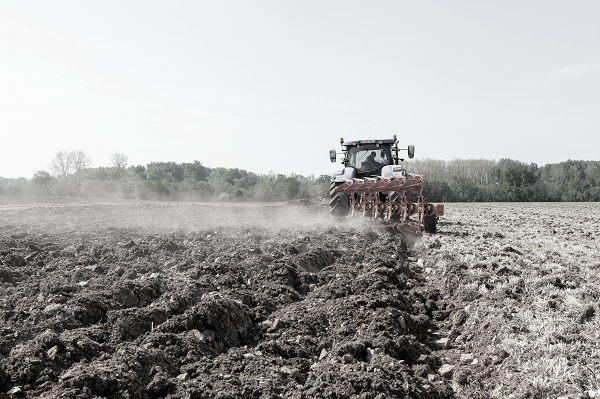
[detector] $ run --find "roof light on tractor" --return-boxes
[328,135,444,238]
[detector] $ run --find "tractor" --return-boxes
[329,136,443,234]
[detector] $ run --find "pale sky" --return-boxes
[1,1,599,179]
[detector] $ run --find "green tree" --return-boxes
[31,170,53,187]
[208,168,257,200]
[182,161,208,181]
[503,164,538,201]
[586,168,600,187]
[452,177,479,201]
[479,184,507,202]
[128,165,147,181]
[297,174,330,199]
[280,175,301,199]
[423,180,456,202]
[146,162,184,182]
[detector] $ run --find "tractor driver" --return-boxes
[363,151,381,170]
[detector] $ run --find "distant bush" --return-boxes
[252,174,300,202]
[142,180,172,199]
[178,179,215,201]
[80,180,110,198]
[297,174,330,200]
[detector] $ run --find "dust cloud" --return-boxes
[0,202,376,236]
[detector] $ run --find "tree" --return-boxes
[423,180,456,202]
[128,165,147,180]
[504,165,538,188]
[31,170,53,187]
[452,177,479,202]
[72,150,92,175]
[586,168,600,187]
[182,161,207,181]
[490,166,504,186]
[279,175,301,200]
[146,162,184,182]
[503,164,538,201]
[49,150,92,180]
[49,151,75,180]
[110,153,129,169]
[208,168,255,197]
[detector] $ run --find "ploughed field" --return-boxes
[0,202,599,399]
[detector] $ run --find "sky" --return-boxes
[1,0,599,179]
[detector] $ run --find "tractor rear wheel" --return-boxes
[330,182,350,217]
[423,215,438,233]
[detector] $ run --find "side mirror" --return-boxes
[329,149,337,163]
[408,145,415,159]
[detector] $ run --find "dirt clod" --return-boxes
[438,364,454,379]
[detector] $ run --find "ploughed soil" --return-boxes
[1,201,600,398]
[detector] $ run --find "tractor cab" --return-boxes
[329,136,414,180]
[346,144,393,176]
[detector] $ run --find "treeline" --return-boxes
[2,153,600,202]
[0,160,330,202]
[408,158,600,202]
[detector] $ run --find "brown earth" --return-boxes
[1,202,599,398]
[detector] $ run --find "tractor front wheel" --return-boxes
[329,182,350,217]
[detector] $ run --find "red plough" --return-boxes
[334,174,444,235]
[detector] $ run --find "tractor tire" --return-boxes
[330,182,350,217]
[423,215,438,233]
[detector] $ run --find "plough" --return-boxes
[334,174,444,235]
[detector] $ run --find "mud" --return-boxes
[0,202,457,398]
